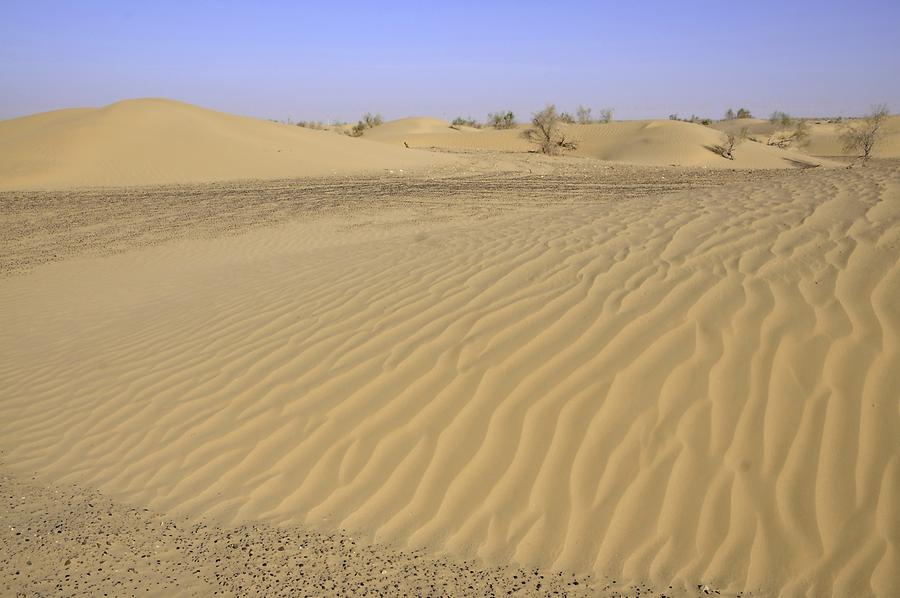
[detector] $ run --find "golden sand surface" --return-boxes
[2,155,898,597]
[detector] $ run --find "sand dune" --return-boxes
[0,99,454,190]
[713,115,900,158]
[2,163,898,596]
[365,118,836,169]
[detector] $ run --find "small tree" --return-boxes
[598,108,613,123]
[840,104,889,165]
[736,108,752,119]
[487,111,516,129]
[576,105,592,124]
[522,104,577,155]
[714,126,748,159]
[559,111,575,124]
[725,108,736,120]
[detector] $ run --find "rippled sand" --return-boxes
[2,161,898,597]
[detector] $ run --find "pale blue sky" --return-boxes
[2,0,898,121]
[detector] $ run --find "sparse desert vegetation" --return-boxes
[840,103,890,164]
[767,119,811,148]
[450,116,481,128]
[714,126,748,159]
[522,104,578,155]
[487,110,516,129]
[350,112,384,137]
[576,105,592,124]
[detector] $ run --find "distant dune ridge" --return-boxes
[1,162,898,596]
[4,99,886,190]
[711,115,900,158]
[0,99,454,189]
[364,116,846,169]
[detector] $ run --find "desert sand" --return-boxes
[2,100,899,597]
[711,116,900,159]
[0,99,455,190]
[363,117,843,169]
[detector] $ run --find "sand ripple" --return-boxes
[1,165,898,597]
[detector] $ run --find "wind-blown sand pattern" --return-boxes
[2,162,898,596]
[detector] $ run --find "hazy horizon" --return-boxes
[3,0,899,122]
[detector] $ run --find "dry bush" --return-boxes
[770,111,793,126]
[296,120,325,130]
[598,108,613,123]
[576,105,592,124]
[713,126,748,159]
[724,108,735,120]
[362,113,383,127]
[451,116,481,128]
[348,112,384,137]
[559,111,575,124]
[840,104,889,165]
[736,107,752,119]
[767,119,810,148]
[487,111,516,129]
[522,104,577,155]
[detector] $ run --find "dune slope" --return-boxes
[0,99,453,189]
[713,115,900,158]
[1,166,898,596]
[366,118,836,169]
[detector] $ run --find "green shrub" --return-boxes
[487,111,516,129]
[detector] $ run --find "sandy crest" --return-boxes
[0,99,455,190]
[1,163,899,597]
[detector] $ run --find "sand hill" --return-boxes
[0,99,454,189]
[712,115,900,158]
[364,118,837,169]
[2,162,898,597]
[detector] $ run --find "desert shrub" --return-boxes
[669,114,679,121]
[598,108,613,123]
[736,107,752,119]
[713,126,748,159]
[451,116,481,128]
[767,119,811,148]
[576,105,592,124]
[700,118,712,126]
[349,122,366,137]
[487,111,516,129]
[792,119,811,147]
[724,108,735,120]
[296,120,325,130]
[840,104,889,165]
[522,104,577,155]
[348,112,384,137]
[559,111,575,124]
[770,111,793,126]
[362,113,383,128]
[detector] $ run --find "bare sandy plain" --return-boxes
[2,100,899,597]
